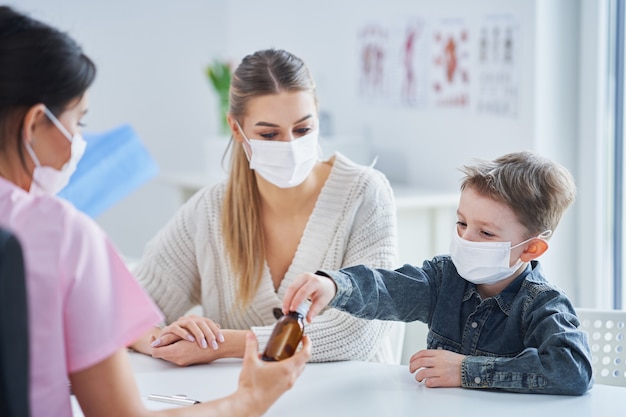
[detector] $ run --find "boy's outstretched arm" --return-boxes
[285,264,434,323]
[283,272,337,322]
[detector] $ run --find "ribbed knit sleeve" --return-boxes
[133,189,206,324]
[342,169,398,269]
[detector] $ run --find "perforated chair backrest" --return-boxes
[576,307,626,387]
[0,228,30,416]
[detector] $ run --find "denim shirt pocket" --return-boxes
[427,329,462,352]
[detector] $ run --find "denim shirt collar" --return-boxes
[461,262,534,315]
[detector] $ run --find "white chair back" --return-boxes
[576,307,626,387]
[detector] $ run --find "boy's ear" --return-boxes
[520,238,549,262]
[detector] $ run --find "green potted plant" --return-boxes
[205,59,232,135]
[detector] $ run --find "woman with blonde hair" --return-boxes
[0,7,309,417]
[131,48,400,365]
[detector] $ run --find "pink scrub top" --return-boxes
[0,177,163,417]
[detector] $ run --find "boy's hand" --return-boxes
[282,272,337,322]
[409,349,465,388]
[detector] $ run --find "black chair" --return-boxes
[0,228,30,417]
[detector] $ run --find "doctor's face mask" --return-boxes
[25,107,86,195]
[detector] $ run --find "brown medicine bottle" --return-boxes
[262,302,309,361]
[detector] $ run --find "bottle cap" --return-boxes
[293,300,310,317]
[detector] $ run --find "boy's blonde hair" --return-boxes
[460,151,576,238]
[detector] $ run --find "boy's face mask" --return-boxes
[449,228,552,285]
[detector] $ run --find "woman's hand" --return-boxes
[409,349,465,388]
[151,314,224,350]
[151,329,247,366]
[282,272,337,323]
[235,332,311,415]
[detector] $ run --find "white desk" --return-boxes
[72,352,625,416]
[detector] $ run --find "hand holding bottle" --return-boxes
[282,272,337,323]
[236,331,311,416]
[263,301,309,361]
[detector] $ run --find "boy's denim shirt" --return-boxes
[319,257,593,395]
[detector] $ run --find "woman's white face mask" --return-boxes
[25,107,86,195]
[237,122,320,188]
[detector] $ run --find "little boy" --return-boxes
[283,151,592,395]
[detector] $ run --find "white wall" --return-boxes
[531,0,580,302]
[12,1,606,309]
[577,0,613,308]
[14,0,230,258]
[225,0,536,188]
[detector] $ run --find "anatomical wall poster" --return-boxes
[430,18,471,108]
[476,14,520,117]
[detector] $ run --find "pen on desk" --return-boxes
[147,394,201,406]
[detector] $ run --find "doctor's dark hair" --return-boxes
[223,49,318,310]
[460,151,577,238]
[0,6,96,159]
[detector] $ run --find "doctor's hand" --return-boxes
[151,314,224,351]
[282,272,337,323]
[236,332,311,415]
[409,349,465,388]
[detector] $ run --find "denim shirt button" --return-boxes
[471,322,478,328]
[474,377,481,384]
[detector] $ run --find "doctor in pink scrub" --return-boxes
[0,6,309,417]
